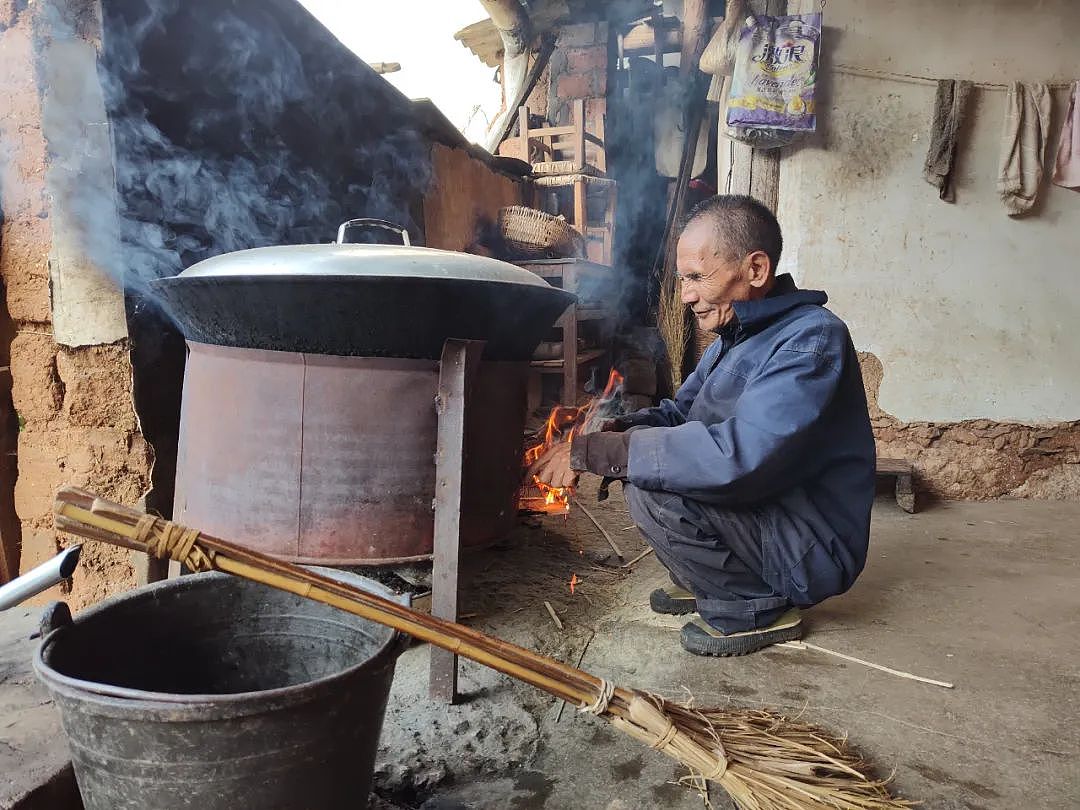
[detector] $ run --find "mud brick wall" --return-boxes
[861,354,1080,500]
[0,0,150,605]
[0,0,451,606]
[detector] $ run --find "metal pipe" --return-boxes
[0,545,82,611]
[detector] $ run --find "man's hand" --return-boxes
[527,442,578,489]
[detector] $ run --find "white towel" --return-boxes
[1052,81,1080,189]
[997,82,1051,216]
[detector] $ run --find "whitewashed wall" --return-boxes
[777,0,1080,423]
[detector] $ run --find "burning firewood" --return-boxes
[519,369,625,514]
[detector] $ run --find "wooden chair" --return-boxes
[501,99,617,265]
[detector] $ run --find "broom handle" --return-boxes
[53,487,632,716]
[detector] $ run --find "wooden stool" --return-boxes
[876,457,916,513]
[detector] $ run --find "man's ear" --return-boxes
[745,250,772,288]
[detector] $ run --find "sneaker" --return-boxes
[649,584,698,615]
[680,608,802,657]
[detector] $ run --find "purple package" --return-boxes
[726,13,821,132]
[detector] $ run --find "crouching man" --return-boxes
[531,195,876,656]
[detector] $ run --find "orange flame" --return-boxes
[519,369,625,515]
[569,573,580,594]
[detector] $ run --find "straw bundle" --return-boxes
[54,487,912,810]
[658,267,691,393]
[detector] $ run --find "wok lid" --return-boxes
[154,218,576,361]
[177,243,553,288]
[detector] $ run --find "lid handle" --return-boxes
[336,219,411,246]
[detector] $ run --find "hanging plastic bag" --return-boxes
[726,13,822,132]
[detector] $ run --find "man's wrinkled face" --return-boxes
[676,219,770,333]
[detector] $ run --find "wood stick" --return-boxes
[576,501,623,560]
[556,628,597,723]
[622,547,654,568]
[777,641,955,689]
[544,600,564,631]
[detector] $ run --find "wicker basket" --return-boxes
[498,206,585,260]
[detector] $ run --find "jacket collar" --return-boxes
[730,274,827,333]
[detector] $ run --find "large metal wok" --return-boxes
[154,220,575,360]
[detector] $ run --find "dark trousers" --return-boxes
[625,484,797,634]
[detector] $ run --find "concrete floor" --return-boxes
[3,494,1078,809]
[374,492,1080,810]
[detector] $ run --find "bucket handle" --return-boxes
[32,601,73,640]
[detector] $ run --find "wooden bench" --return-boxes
[877,457,916,513]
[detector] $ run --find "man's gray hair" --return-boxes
[682,194,783,270]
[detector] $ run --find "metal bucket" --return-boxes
[33,570,406,810]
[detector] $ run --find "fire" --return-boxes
[569,573,580,594]
[519,369,625,514]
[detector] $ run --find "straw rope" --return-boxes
[132,510,214,572]
[579,677,614,715]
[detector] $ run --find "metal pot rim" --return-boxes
[169,244,557,288]
[33,569,408,719]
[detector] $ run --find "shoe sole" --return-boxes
[649,589,697,616]
[680,622,802,657]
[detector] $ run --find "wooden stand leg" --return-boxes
[895,474,916,514]
[559,304,578,405]
[430,338,485,704]
[132,551,169,585]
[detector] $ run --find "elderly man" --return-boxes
[532,195,875,656]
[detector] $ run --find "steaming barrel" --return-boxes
[160,241,572,563]
[174,342,527,563]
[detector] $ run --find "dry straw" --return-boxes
[54,487,912,810]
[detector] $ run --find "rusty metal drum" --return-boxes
[174,342,528,563]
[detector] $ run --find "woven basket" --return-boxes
[498,206,585,260]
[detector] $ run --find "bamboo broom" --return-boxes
[53,487,912,810]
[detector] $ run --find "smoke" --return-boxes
[32,0,434,322]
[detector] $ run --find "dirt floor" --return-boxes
[2,487,1078,809]
[370,483,1080,810]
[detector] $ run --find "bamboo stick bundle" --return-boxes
[54,487,912,810]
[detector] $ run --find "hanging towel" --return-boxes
[923,79,973,202]
[997,81,1051,216]
[1052,81,1080,188]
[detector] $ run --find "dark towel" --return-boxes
[923,79,973,202]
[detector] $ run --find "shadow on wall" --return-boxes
[0,273,21,583]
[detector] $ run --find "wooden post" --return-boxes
[679,0,710,78]
[572,98,586,171]
[559,263,580,403]
[518,104,530,161]
[716,0,790,214]
[430,338,485,703]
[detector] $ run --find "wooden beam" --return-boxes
[478,0,532,59]
[680,0,711,78]
[622,20,681,56]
